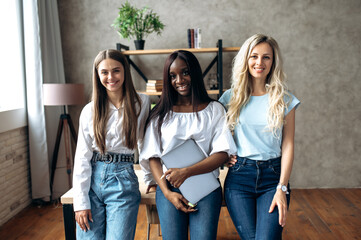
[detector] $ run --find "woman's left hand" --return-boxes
[269,190,288,227]
[226,155,237,167]
[163,168,189,188]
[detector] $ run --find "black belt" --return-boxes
[93,151,134,163]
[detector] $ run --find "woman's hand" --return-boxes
[165,191,197,213]
[269,190,288,227]
[75,209,93,231]
[163,168,189,188]
[146,184,157,194]
[226,155,237,167]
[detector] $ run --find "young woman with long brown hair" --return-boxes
[73,49,150,239]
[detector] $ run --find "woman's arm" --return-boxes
[279,109,295,186]
[73,105,94,231]
[149,157,196,213]
[164,152,228,188]
[269,108,296,227]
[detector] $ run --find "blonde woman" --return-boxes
[219,34,300,240]
[73,49,150,239]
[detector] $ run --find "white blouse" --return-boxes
[72,93,150,211]
[139,101,237,186]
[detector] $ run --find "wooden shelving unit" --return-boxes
[138,89,225,96]
[121,47,240,55]
[117,40,240,97]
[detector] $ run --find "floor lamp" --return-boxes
[43,83,85,200]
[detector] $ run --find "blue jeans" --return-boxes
[156,182,222,240]
[225,156,291,240]
[76,160,140,240]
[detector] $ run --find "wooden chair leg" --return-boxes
[145,204,160,239]
[147,223,150,240]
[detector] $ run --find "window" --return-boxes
[0,0,27,132]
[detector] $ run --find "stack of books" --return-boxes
[146,80,163,93]
[187,28,201,48]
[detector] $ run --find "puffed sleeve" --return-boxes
[137,94,150,151]
[139,118,161,186]
[209,102,237,156]
[72,103,94,211]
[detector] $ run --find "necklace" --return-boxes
[115,102,122,110]
[111,99,123,110]
[108,93,123,110]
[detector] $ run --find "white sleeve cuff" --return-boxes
[73,193,91,211]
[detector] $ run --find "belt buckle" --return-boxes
[102,153,113,163]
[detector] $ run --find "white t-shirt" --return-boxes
[219,89,300,160]
[72,93,150,211]
[139,101,237,186]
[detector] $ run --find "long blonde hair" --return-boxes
[92,49,141,154]
[226,34,290,137]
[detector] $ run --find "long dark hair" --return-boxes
[147,50,213,138]
[92,49,141,153]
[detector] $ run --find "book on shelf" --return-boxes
[146,86,162,91]
[190,29,194,48]
[146,83,163,88]
[146,79,162,93]
[145,89,162,93]
[147,79,162,84]
[187,29,192,48]
[194,29,198,49]
[187,28,201,49]
[196,28,201,48]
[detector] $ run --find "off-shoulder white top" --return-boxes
[139,101,237,186]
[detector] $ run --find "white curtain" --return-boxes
[23,0,66,200]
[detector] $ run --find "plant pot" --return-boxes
[134,40,145,50]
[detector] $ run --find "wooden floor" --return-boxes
[0,189,360,240]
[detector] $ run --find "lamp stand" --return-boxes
[50,106,77,201]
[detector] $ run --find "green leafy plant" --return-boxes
[112,1,165,41]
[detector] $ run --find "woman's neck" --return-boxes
[251,78,267,96]
[107,91,123,109]
[173,96,209,113]
[173,97,192,112]
[175,95,192,106]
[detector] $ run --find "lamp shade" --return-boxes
[43,83,85,106]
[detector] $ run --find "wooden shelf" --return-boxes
[117,40,238,98]
[122,47,240,56]
[139,89,224,96]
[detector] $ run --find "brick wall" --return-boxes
[0,127,31,226]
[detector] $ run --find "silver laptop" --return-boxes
[161,139,220,205]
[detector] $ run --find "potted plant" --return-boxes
[112,1,165,50]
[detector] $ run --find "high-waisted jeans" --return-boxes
[156,181,222,240]
[224,156,290,240]
[76,160,140,240]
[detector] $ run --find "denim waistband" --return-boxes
[237,156,281,166]
[92,151,134,163]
